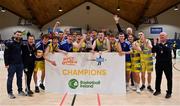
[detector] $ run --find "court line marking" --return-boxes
[71,94,77,106]
[60,92,68,106]
[97,93,101,106]
[173,63,180,71]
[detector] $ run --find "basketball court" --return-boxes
[0,59,180,106]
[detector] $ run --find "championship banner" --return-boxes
[45,53,126,95]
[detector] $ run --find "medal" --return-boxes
[27,43,33,57]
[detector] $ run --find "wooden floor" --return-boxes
[0,59,180,106]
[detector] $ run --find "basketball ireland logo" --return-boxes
[68,79,79,89]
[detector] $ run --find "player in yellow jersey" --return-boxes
[138,31,154,93]
[131,38,142,93]
[92,31,110,52]
[72,34,86,52]
[34,34,49,93]
[108,34,119,52]
[44,35,67,66]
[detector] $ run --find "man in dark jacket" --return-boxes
[21,35,36,96]
[4,31,26,99]
[152,32,173,99]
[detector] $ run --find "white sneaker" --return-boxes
[8,93,16,99]
[131,86,136,91]
[126,86,130,92]
[136,87,141,94]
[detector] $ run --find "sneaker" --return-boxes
[39,84,45,90]
[136,87,141,94]
[29,90,34,94]
[126,86,130,92]
[35,86,40,93]
[26,92,33,97]
[18,91,26,96]
[25,90,33,97]
[8,93,16,99]
[153,91,161,96]
[165,93,171,99]
[25,89,34,94]
[147,85,154,93]
[140,85,145,91]
[131,85,136,91]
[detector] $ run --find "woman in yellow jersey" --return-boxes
[138,32,154,93]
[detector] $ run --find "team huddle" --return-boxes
[4,15,173,99]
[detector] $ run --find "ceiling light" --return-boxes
[174,6,178,11]
[117,6,120,11]
[117,0,120,11]
[58,7,63,12]
[1,7,6,12]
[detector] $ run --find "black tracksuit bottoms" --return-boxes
[155,61,173,94]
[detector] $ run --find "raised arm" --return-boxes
[73,34,86,49]
[53,21,60,33]
[113,15,123,33]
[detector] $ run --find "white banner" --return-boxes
[45,53,126,95]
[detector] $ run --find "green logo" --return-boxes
[68,79,79,89]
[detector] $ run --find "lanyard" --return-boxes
[27,43,33,56]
